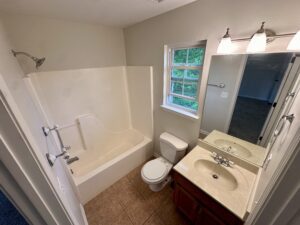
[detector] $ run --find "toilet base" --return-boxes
[149,176,172,192]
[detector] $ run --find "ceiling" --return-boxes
[0,0,197,28]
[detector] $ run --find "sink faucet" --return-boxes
[211,152,234,167]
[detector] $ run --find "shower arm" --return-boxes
[12,50,38,61]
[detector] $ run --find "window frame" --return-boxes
[163,41,206,118]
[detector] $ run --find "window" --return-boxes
[163,42,206,117]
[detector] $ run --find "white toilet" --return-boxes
[141,132,188,192]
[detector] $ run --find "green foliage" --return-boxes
[170,46,204,111]
[173,47,204,66]
[171,82,182,94]
[171,96,199,111]
[173,49,187,64]
[172,69,184,78]
[183,83,197,97]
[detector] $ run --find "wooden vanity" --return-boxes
[173,170,244,225]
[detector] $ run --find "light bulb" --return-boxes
[217,37,233,54]
[287,30,300,50]
[247,32,267,53]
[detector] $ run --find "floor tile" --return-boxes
[144,213,165,225]
[84,186,124,225]
[124,195,156,225]
[84,160,189,225]
[113,176,144,208]
[111,212,133,225]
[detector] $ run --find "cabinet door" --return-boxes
[173,185,199,221]
[196,208,226,225]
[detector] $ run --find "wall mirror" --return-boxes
[200,52,300,166]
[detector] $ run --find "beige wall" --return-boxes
[124,0,300,153]
[0,12,126,74]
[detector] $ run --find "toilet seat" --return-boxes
[141,157,172,184]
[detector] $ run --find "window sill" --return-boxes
[160,104,200,120]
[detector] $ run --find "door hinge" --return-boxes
[259,136,263,141]
[272,102,277,108]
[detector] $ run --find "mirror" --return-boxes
[200,53,299,166]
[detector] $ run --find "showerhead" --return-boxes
[33,56,46,68]
[12,50,46,69]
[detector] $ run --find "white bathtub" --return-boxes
[69,128,153,204]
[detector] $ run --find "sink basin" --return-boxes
[194,159,238,191]
[214,139,252,158]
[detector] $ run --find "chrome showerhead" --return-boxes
[12,50,46,68]
[33,57,46,68]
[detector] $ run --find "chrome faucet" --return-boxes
[211,152,234,167]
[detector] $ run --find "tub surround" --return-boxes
[173,145,259,220]
[204,130,267,166]
[25,66,154,204]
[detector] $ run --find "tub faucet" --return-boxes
[66,156,79,165]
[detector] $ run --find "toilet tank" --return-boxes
[159,132,188,164]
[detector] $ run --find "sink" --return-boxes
[214,139,252,158]
[194,159,238,191]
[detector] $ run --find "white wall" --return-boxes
[201,55,246,134]
[0,19,85,225]
[126,66,153,139]
[0,12,126,74]
[28,67,131,154]
[124,0,300,153]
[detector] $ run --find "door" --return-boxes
[173,184,199,221]
[196,208,226,225]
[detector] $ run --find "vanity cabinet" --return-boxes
[173,170,244,225]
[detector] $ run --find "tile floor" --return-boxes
[84,163,190,225]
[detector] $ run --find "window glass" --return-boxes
[165,44,205,113]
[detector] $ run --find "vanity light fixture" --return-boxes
[287,30,300,50]
[218,22,298,54]
[217,28,233,54]
[247,22,268,53]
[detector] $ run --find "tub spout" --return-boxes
[67,156,79,165]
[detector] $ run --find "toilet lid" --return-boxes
[142,159,167,181]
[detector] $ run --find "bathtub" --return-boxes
[68,128,153,204]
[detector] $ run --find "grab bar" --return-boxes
[207,83,226,88]
[42,125,71,151]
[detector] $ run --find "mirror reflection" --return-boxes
[201,53,299,166]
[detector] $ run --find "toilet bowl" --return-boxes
[141,132,188,192]
[141,157,172,191]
